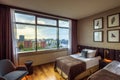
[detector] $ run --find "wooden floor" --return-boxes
[22,63,64,80]
[22,63,87,80]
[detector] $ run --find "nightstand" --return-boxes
[99,59,112,69]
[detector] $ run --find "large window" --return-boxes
[14,12,70,53]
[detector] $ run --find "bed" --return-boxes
[54,49,101,80]
[87,61,120,80]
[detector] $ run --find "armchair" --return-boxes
[0,59,28,80]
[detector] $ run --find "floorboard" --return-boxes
[22,63,87,80]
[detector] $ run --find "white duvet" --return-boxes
[104,60,120,75]
[70,53,101,69]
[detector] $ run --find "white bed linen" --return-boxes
[70,53,101,69]
[104,60,120,75]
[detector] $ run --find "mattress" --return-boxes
[70,53,101,69]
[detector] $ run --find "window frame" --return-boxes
[14,10,70,53]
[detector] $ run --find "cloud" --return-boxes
[15,13,35,24]
[15,13,69,40]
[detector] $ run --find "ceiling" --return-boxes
[1,0,120,19]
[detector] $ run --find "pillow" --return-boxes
[81,50,88,58]
[82,49,97,58]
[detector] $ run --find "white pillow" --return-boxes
[82,49,97,58]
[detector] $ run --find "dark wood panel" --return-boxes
[115,50,120,61]
[77,45,119,61]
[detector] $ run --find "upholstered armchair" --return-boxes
[0,59,28,80]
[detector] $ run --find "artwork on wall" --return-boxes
[93,17,103,29]
[107,14,120,28]
[107,30,120,42]
[93,31,103,42]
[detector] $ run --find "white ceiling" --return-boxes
[1,0,120,19]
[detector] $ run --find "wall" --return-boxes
[78,6,120,50]
[18,50,68,66]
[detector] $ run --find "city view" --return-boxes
[17,35,68,52]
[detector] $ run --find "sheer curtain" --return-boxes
[10,9,19,65]
[0,5,14,62]
[68,20,72,55]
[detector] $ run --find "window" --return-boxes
[59,20,70,48]
[37,17,57,26]
[59,20,69,27]
[14,11,70,53]
[15,13,35,24]
[15,12,36,52]
[59,28,69,48]
[16,24,36,52]
[37,26,57,50]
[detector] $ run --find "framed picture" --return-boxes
[107,14,120,28]
[93,17,103,30]
[107,30,120,42]
[93,31,103,42]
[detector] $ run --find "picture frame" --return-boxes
[93,17,103,30]
[93,31,103,42]
[107,13,120,28]
[107,29,120,43]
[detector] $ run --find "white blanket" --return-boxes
[104,60,120,75]
[70,53,101,69]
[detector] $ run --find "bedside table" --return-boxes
[99,59,112,69]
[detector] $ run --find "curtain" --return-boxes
[11,9,19,65]
[0,5,14,62]
[71,20,78,54]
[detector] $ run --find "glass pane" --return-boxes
[37,26,57,50]
[59,28,69,48]
[15,13,35,24]
[59,20,70,27]
[37,17,57,26]
[16,24,36,52]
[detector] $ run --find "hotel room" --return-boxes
[0,0,120,80]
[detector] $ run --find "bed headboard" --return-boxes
[115,50,120,61]
[77,45,105,59]
[77,45,120,61]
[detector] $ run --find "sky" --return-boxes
[15,13,69,40]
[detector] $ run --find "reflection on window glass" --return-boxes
[37,26,57,50]
[15,13,35,24]
[59,28,69,48]
[37,17,57,26]
[16,24,36,52]
[59,20,69,27]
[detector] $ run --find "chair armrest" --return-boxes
[0,76,6,80]
[15,66,27,71]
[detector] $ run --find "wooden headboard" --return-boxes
[77,45,120,61]
[115,50,120,61]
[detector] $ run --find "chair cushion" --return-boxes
[4,71,28,80]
